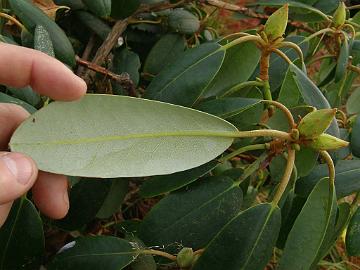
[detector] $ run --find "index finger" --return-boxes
[0,43,86,101]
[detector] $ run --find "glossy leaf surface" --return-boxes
[192,203,281,270]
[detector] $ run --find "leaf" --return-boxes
[111,0,140,19]
[55,179,112,230]
[32,0,69,19]
[144,43,225,107]
[335,38,349,83]
[139,160,218,198]
[0,198,44,270]
[138,176,243,252]
[277,66,300,108]
[351,115,360,158]
[125,235,156,270]
[83,0,111,18]
[34,24,55,57]
[96,179,129,219]
[346,87,360,115]
[203,41,260,98]
[278,178,337,270]
[192,203,281,270]
[10,95,237,178]
[48,236,138,270]
[296,160,360,198]
[346,207,360,256]
[75,11,111,40]
[197,97,261,119]
[0,92,37,113]
[289,63,340,137]
[53,0,85,10]
[294,147,318,177]
[168,9,200,34]
[144,33,186,76]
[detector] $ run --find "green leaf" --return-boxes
[83,0,111,18]
[0,198,44,270]
[296,160,360,198]
[144,43,225,107]
[197,97,261,119]
[34,24,55,57]
[139,160,218,198]
[10,95,237,178]
[192,203,281,270]
[346,207,360,256]
[168,9,200,34]
[144,33,186,76]
[277,66,300,108]
[125,235,156,270]
[335,38,349,82]
[289,63,340,137]
[278,178,337,270]
[138,176,243,252]
[203,41,260,98]
[111,0,140,19]
[346,87,360,115]
[55,179,112,230]
[6,86,41,108]
[75,11,111,40]
[54,0,85,10]
[96,179,129,219]
[351,115,360,157]
[294,147,318,177]
[0,92,37,113]
[48,236,138,270]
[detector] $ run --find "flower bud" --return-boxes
[177,247,194,268]
[264,4,288,41]
[333,2,346,28]
[298,109,336,139]
[309,133,349,151]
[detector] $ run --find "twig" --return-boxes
[82,19,129,84]
[136,0,190,14]
[76,56,136,96]
[77,34,96,76]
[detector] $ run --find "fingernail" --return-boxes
[63,190,69,209]
[2,154,33,185]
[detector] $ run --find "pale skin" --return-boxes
[0,43,87,227]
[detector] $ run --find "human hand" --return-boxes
[0,43,87,227]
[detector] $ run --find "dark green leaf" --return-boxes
[125,235,156,270]
[6,86,41,108]
[192,203,281,270]
[0,198,44,270]
[296,160,360,198]
[96,179,129,219]
[139,160,218,198]
[83,0,111,17]
[0,92,37,113]
[55,179,112,230]
[48,236,138,270]
[144,43,225,107]
[346,207,360,256]
[10,95,237,178]
[203,41,260,98]
[277,66,300,108]
[294,147,318,177]
[346,87,360,115]
[351,115,360,157]
[75,11,111,40]
[111,0,140,19]
[335,38,349,83]
[138,176,242,252]
[144,33,186,76]
[278,178,337,269]
[168,9,200,34]
[289,63,340,137]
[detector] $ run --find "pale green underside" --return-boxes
[10,95,237,178]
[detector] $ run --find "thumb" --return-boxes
[0,152,38,204]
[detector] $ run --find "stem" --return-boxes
[342,24,356,39]
[193,249,205,256]
[140,249,177,261]
[301,28,336,44]
[307,54,336,65]
[0,12,25,30]
[272,149,295,206]
[218,32,251,43]
[220,80,264,97]
[259,51,271,81]
[261,100,295,128]
[350,192,360,214]
[221,35,264,50]
[235,129,292,141]
[128,18,162,24]
[218,143,268,162]
[319,150,335,185]
[347,4,360,10]
[277,41,304,65]
[271,48,292,65]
